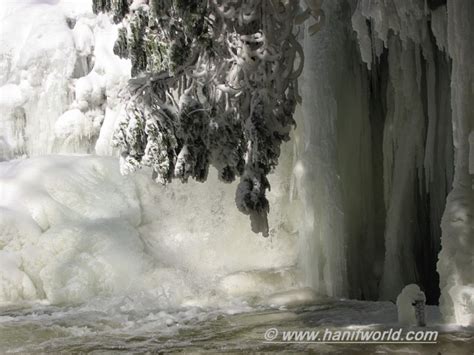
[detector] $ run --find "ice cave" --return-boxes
[0,0,472,353]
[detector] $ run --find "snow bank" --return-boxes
[0,155,299,306]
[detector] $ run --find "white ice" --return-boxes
[0,0,472,329]
[0,155,300,306]
[396,284,426,326]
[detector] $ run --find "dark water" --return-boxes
[0,299,472,354]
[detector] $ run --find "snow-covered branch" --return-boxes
[93,0,322,236]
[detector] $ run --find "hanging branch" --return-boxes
[94,0,323,237]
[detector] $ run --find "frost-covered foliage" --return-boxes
[94,0,317,236]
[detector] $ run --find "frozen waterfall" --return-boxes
[297,0,472,325]
[0,0,472,327]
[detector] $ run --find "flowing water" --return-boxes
[1,298,473,353]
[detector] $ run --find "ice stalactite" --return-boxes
[351,0,454,304]
[298,0,382,299]
[437,0,474,327]
[298,0,459,307]
[378,35,436,302]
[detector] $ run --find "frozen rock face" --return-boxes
[396,284,426,326]
[0,1,130,160]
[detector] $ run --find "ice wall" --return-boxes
[437,0,474,326]
[349,0,473,325]
[352,0,456,304]
[0,0,129,160]
[298,0,383,300]
[298,0,465,314]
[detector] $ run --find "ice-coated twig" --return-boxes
[92,0,324,236]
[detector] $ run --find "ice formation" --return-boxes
[436,0,474,327]
[0,0,130,159]
[396,284,426,326]
[0,0,472,328]
[0,0,303,308]
[297,0,472,326]
[0,155,299,305]
[352,0,456,304]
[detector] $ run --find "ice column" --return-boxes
[298,0,382,299]
[351,0,455,303]
[437,0,474,327]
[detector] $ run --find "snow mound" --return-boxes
[0,155,299,306]
[396,284,426,326]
